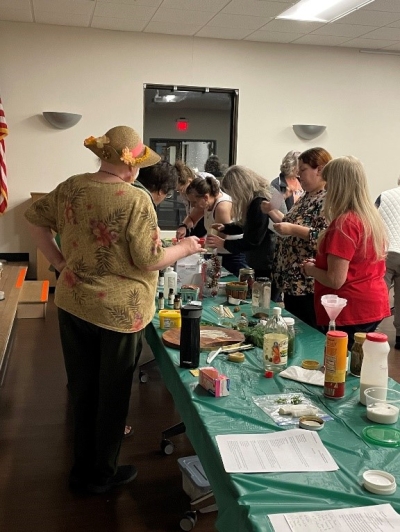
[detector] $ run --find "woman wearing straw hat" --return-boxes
[25,125,204,494]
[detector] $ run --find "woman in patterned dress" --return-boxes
[24,126,204,494]
[262,147,332,328]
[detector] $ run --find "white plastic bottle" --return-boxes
[263,307,288,374]
[359,332,390,405]
[163,266,177,298]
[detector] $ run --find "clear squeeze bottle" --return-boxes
[263,307,288,374]
[359,332,390,405]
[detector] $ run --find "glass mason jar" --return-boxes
[239,268,255,298]
[350,332,366,377]
[251,277,271,317]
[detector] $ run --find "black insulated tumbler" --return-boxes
[179,304,202,368]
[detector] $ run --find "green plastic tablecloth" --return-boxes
[145,295,400,532]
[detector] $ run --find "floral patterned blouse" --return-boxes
[25,174,165,333]
[273,190,327,296]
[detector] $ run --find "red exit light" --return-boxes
[176,119,188,131]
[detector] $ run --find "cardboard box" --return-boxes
[17,280,49,319]
[199,367,230,397]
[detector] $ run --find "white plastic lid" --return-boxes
[299,416,325,431]
[272,307,282,316]
[283,317,295,326]
[165,266,173,272]
[363,470,396,495]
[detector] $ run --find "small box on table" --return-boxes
[199,367,230,397]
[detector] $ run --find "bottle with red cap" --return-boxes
[359,332,390,405]
[323,330,348,399]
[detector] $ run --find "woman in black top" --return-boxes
[206,165,284,299]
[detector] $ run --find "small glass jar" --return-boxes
[350,332,366,377]
[251,277,271,317]
[283,317,295,358]
[239,268,255,298]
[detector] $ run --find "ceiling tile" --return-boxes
[2,0,31,8]
[195,25,252,40]
[207,13,270,29]
[312,23,376,38]
[359,26,400,39]
[92,16,148,32]
[388,19,400,28]
[0,7,33,22]
[144,21,201,36]
[160,0,228,11]
[339,37,399,48]
[35,11,91,26]
[381,43,400,51]
[245,30,305,43]
[34,0,94,15]
[335,9,400,26]
[94,2,157,19]
[364,0,400,12]
[96,0,162,5]
[152,8,214,25]
[292,34,351,46]
[221,0,292,18]
[260,19,324,33]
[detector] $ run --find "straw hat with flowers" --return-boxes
[84,126,160,168]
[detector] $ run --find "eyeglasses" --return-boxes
[165,191,174,199]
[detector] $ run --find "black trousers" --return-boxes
[283,293,318,330]
[58,308,143,482]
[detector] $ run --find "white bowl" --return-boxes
[228,296,241,305]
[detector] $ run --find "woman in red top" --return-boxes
[302,156,390,349]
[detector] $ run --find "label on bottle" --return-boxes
[263,333,288,368]
[324,332,348,399]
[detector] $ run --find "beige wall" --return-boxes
[1,21,400,274]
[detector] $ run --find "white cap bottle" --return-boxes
[359,332,390,405]
[163,266,178,299]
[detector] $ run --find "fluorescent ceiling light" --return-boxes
[276,0,375,23]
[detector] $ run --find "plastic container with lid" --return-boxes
[177,456,217,513]
[362,470,397,495]
[359,332,389,405]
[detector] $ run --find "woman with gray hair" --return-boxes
[271,150,303,210]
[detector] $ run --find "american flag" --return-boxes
[0,97,9,215]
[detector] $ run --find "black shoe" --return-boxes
[395,336,400,350]
[86,465,138,494]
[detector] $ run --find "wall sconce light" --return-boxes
[292,124,326,140]
[42,112,82,129]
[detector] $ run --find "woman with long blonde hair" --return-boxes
[303,156,390,348]
[207,165,282,295]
